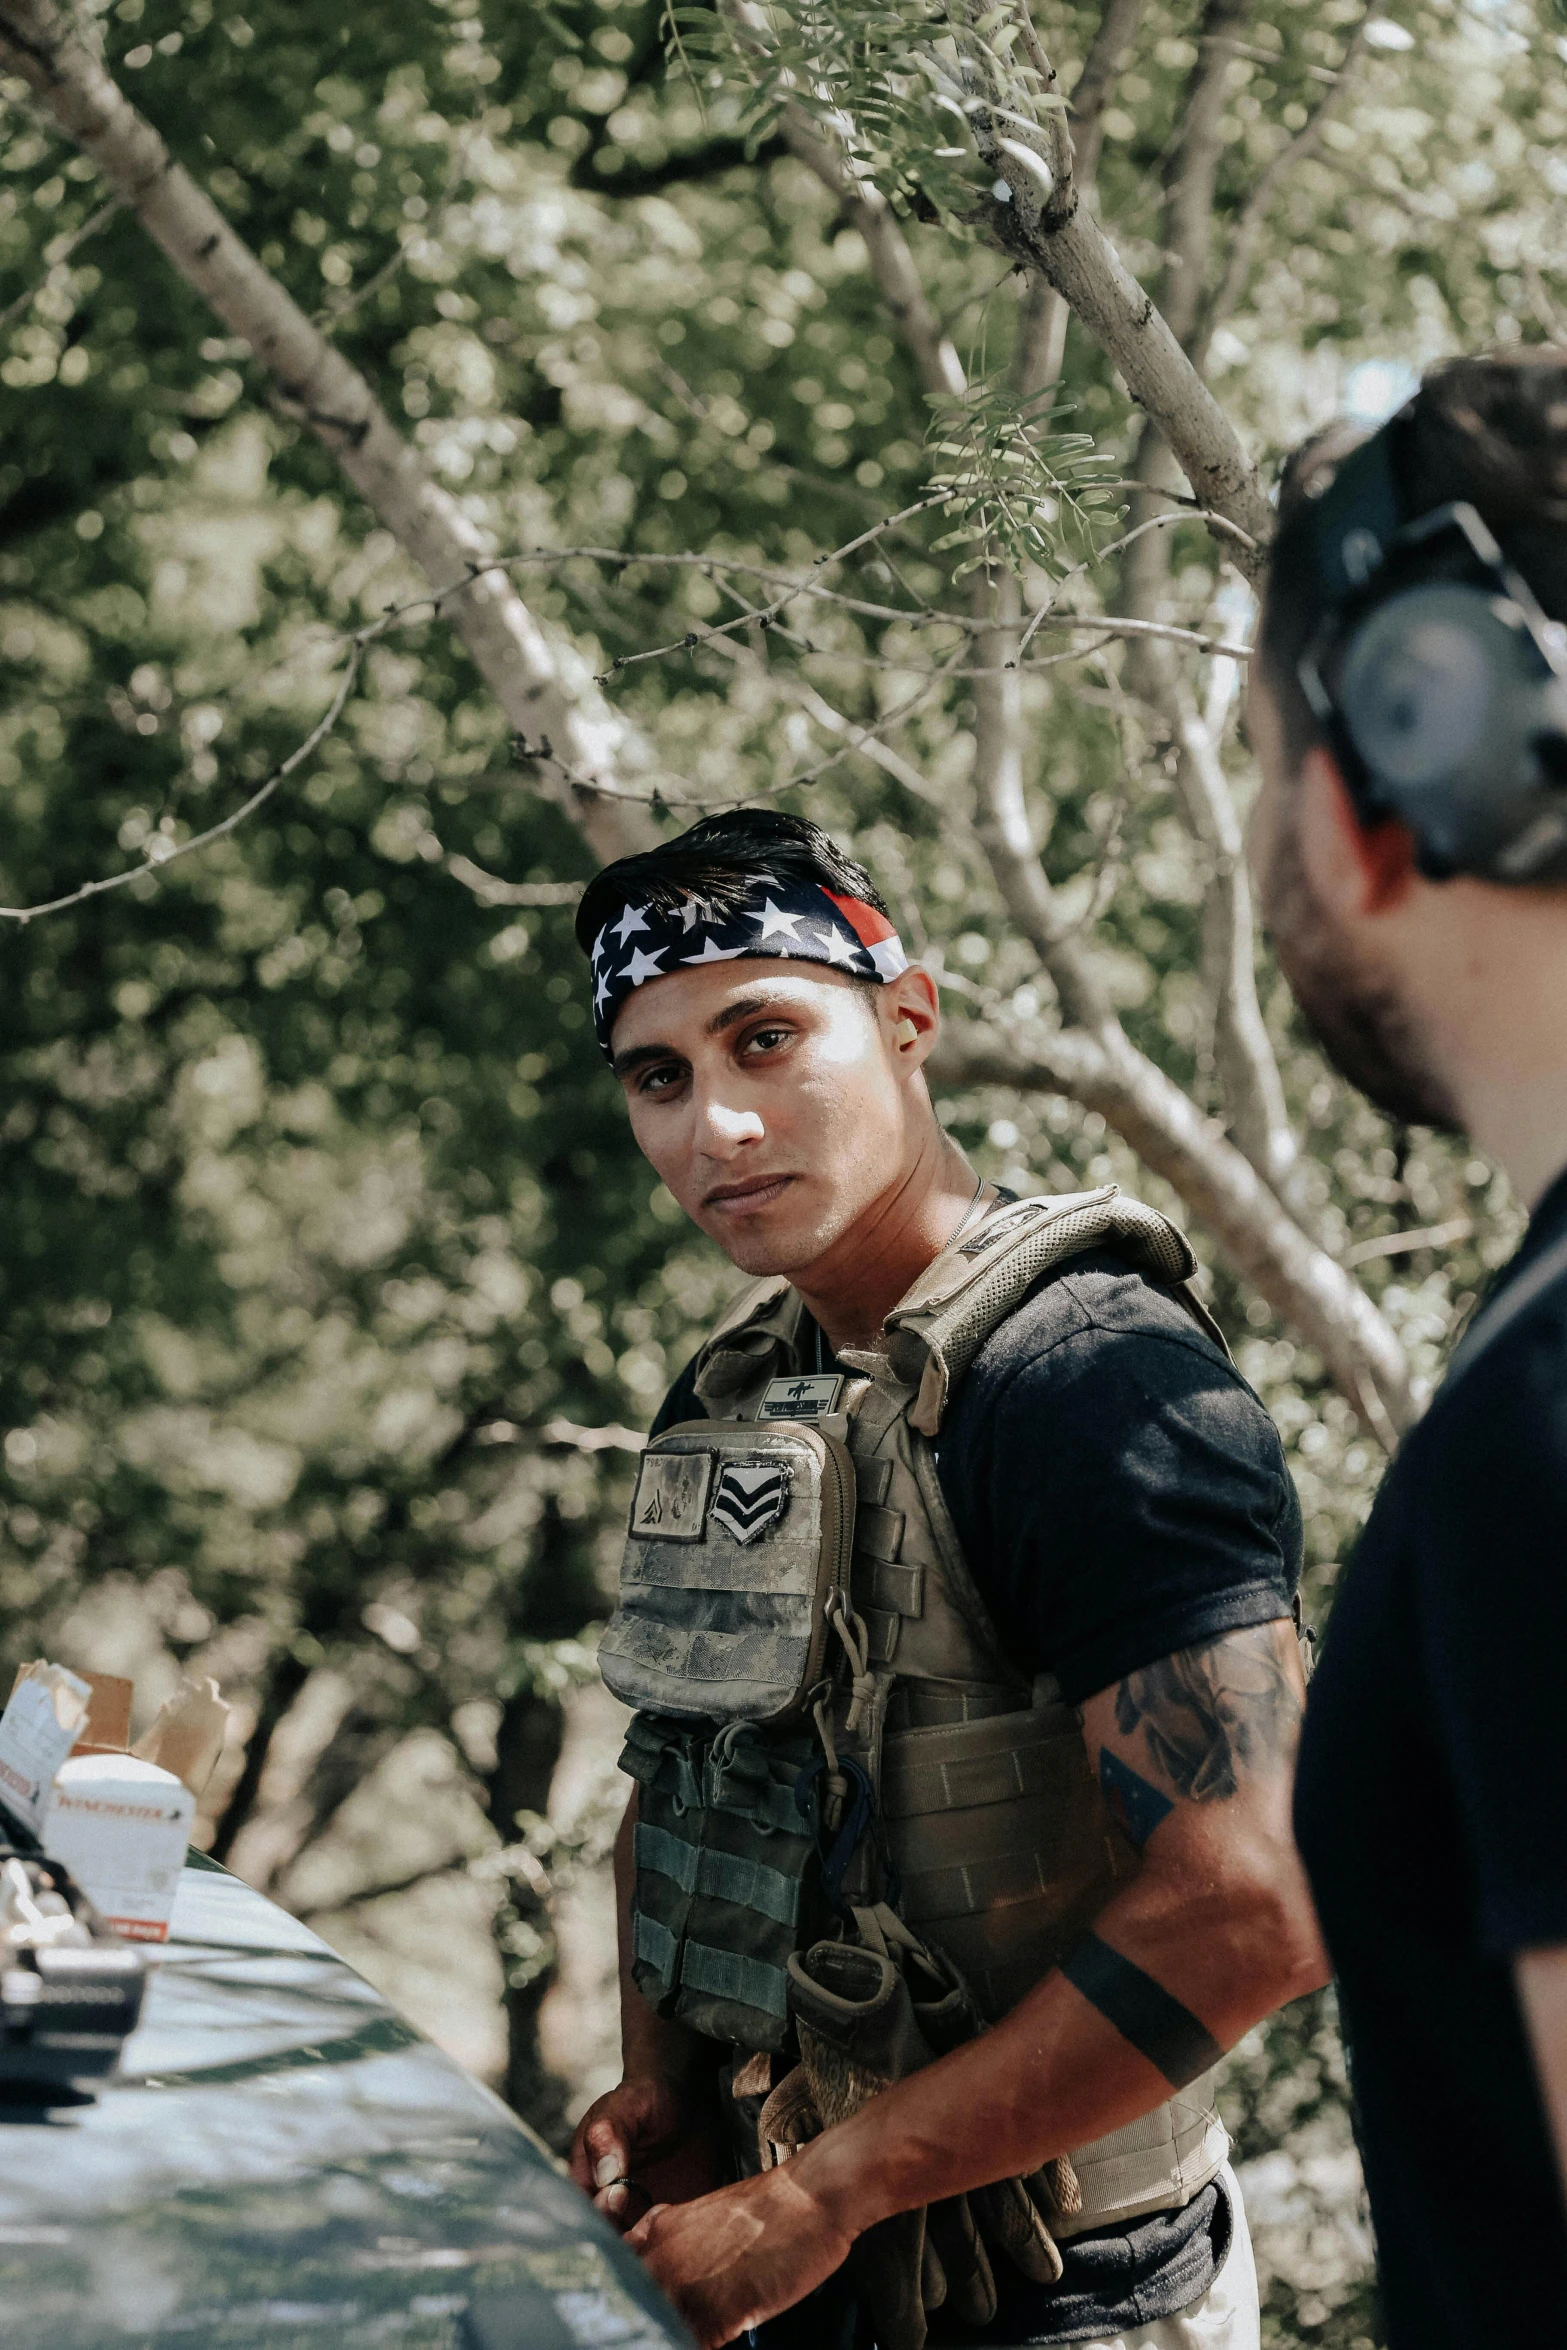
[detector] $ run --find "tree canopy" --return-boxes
[2,0,1561,2332]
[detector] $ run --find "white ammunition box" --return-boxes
[40,1754,195,1944]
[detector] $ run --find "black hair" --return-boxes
[1257,349,1567,774]
[574,808,892,957]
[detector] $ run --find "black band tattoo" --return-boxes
[1059,1931,1223,2089]
[1113,1624,1301,1805]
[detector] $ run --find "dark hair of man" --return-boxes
[573,808,892,957]
[1255,349,1567,777]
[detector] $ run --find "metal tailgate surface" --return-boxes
[0,1855,691,2350]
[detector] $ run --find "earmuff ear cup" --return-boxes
[1334,583,1567,881]
[1338,587,1498,790]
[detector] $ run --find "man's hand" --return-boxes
[626,2163,856,2348]
[572,1789,729,2232]
[569,2072,727,2233]
[1516,1944,1567,2212]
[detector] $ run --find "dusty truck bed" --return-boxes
[0,1851,691,2350]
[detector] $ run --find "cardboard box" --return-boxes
[39,1753,195,1944]
[0,1662,92,1834]
[0,1663,229,1943]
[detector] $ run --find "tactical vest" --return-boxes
[600,1186,1233,2236]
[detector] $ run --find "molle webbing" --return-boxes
[879,1187,1212,1436]
[880,1692,1139,2024]
[619,1714,820,2052]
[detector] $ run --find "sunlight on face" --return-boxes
[610,961,908,1277]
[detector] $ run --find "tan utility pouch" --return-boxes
[599,1419,856,1725]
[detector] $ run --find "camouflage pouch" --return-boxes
[599,1419,856,1726]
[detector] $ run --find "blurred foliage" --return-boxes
[2,0,1564,2330]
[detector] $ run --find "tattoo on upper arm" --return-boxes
[1113,1624,1301,1805]
[1099,1748,1174,1850]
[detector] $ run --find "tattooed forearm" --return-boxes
[1113,1624,1302,1805]
[1059,1931,1224,2088]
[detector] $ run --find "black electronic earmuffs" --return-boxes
[1296,409,1567,883]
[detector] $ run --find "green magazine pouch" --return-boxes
[619,1711,821,2052]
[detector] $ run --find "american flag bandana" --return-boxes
[589,877,910,1059]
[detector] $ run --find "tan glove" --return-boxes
[781,1913,1081,2344]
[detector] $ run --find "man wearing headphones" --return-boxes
[1249,351,1567,2346]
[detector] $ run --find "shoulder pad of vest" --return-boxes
[692,1275,802,1410]
[883,1186,1198,1435]
[707,1274,793,1347]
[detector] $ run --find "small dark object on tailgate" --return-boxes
[0,1798,147,2101]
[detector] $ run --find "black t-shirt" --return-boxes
[651,1247,1301,2342]
[1295,1168,1567,2349]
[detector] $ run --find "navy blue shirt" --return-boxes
[653,1246,1301,2340]
[1295,1168,1567,2348]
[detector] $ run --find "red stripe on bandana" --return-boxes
[822,890,899,948]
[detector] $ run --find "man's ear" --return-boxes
[881,967,940,1068]
[1298,745,1420,918]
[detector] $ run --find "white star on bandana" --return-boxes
[757,897,805,943]
[813,922,861,969]
[681,935,746,965]
[586,874,910,1060]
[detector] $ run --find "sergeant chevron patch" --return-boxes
[711,1461,792,1546]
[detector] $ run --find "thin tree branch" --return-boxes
[1096,0,1300,1222]
[1067,0,1148,194]
[955,0,1272,576]
[1159,0,1256,351]
[0,192,120,332]
[0,630,365,921]
[1160,662,1302,1200]
[1191,5,1374,371]
[1012,0,1146,399]
[1344,1216,1473,1267]
[444,859,585,909]
[968,569,1118,1034]
[931,1017,1416,1443]
[700,629,950,808]
[780,126,964,399]
[0,0,656,864]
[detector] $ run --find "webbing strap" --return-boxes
[634,1910,679,1982]
[635,1823,802,1927]
[860,1606,901,1665]
[858,1558,924,1618]
[679,1939,789,2018]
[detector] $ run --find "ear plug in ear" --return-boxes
[894,1018,919,1045]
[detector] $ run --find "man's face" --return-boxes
[608,960,914,1276]
[1248,668,1461,1131]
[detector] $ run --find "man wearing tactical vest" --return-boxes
[566,809,1328,2350]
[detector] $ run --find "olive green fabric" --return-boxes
[618,1713,821,2051]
